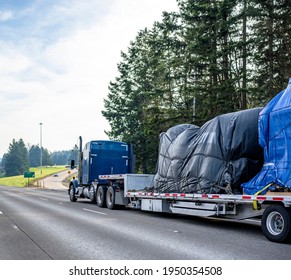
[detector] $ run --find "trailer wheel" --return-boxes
[89,184,96,203]
[69,185,77,202]
[96,186,106,208]
[106,186,116,210]
[261,205,291,243]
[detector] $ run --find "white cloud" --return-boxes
[0,53,32,76]
[0,0,179,156]
[0,10,14,21]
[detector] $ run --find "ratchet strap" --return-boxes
[253,183,274,210]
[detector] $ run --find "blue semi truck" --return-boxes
[68,136,134,208]
[68,135,291,243]
[68,79,291,243]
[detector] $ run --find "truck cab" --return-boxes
[68,137,134,204]
[82,140,134,185]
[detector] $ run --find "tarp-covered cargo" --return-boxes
[242,78,291,194]
[153,108,264,194]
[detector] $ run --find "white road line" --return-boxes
[0,211,2,214]
[39,198,48,201]
[83,208,107,216]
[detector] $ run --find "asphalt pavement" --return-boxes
[1,184,291,260]
[34,169,77,190]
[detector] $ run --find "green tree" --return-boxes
[0,154,7,175]
[29,145,52,167]
[103,29,156,173]
[103,13,189,172]
[29,145,41,167]
[5,139,29,176]
[103,0,291,174]
[50,150,70,165]
[42,148,52,166]
[69,145,79,165]
[178,0,246,122]
[250,0,291,105]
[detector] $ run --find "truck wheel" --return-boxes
[69,185,77,202]
[89,184,96,203]
[106,186,116,210]
[261,205,291,243]
[96,186,106,208]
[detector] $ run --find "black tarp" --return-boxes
[153,108,264,194]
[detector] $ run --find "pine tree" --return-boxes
[250,0,291,105]
[178,0,244,123]
[29,145,52,167]
[5,139,29,176]
[102,0,291,173]
[69,145,79,165]
[103,14,189,173]
[103,29,157,173]
[42,148,52,166]
[50,151,71,165]
[29,145,41,167]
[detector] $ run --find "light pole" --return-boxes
[39,122,43,174]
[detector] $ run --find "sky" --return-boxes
[0,0,179,157]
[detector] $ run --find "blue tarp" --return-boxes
[242,78,291,194]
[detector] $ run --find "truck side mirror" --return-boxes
[70,160,75,169]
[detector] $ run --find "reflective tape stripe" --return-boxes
[272,197,284,201]
[126,192,289,202]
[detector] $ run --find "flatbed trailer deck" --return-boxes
[69,79,291,244]
[98,174,291,243]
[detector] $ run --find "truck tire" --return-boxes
[69,185,77,202]
[96,186,106,208]
[106,186,116,210]
[261,204,291,243]
[89,184,96,203]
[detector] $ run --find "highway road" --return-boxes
[34,169,77,189]
[0,184,291,260]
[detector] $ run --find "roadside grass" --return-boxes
[0,166,67,187]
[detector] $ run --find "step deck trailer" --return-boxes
[99,173,291,243]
